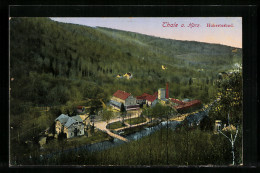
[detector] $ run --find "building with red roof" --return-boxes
[136,93,150,104]
[170,98,185,105]
[146,95,158,107]
[76,106,85,113]
[110,90,138,110]
[113,90,131,100]
[174,99,202,112]
[136,93,158,107]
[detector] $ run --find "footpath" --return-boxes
[95,112,141,142]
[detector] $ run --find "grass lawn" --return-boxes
[125,117,146,125]
[121,121,160,136]
[107,121,126,130]
[120,126,145,136]
[67,130,110,145]
[42,129,111,154]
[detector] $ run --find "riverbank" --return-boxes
[37,123,242,166]
[38,105,210,161]
[41,117,159,155]
[40,129,113,155]
[118,120,161,137]
[41,110,202,155]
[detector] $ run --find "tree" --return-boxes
[189,77,193,85]
[141,104,153,164]
[199,116,213,131]
[90,114,95,134]
[58,132,67,152]
[120,103,126,124]
[151,103,167,121]
[101,108,114,128]
[164,106,177,165]
[206,77,209,85]
[218,113,239,165]
[142,104,151,120]
[209,72,242,165]
[210,72,242,125]
[150,103,170,149]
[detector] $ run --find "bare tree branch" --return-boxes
[218,130,232,143]
[233,126,239,143]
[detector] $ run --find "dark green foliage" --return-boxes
[89,107,95,115]
[33,126,242,166]
[120,103,126,124]
[58,132,67,140]
[209,72,242,125]
[49,122,56,135]
[189,77,193,85]
[120,103,126,113]
[101,109,114,125]
[150,103,169,119]
[199,116,214,131]
[10,17,241,107]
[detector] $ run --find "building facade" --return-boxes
[158,88,166,99]
[55,114,85,138]
[136,93,158,107]
[110,90,138,110]
[146,95,158,107]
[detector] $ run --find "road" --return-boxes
[95,110,141,142]
[114,118,150,131]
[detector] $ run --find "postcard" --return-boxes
[9,17,243,166]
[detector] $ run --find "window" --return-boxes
[217,125,221,131]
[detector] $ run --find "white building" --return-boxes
[158,88,166,99]
[55,114,85,138]
[110,90,138,110]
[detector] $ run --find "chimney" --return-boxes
[166,82,169,99]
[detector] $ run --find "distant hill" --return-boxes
[10,17,242,106]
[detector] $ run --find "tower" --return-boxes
[166,82,169,99]
[158,88,166,99]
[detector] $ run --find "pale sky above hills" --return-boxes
[51,17,242,48]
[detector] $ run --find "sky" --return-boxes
[51,17,242,48]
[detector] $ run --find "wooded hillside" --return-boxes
[10,17,242,108]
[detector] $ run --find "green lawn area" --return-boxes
[66,130,110,145]
[125,117,147,125]
[42,129,111,154]
[107,121,126,130]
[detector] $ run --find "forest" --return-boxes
[9,17,242,165]
[10,17,242,107]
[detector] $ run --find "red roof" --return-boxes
[113,90,131,100]
[170,98,185,105]
[136,93,149,100]
[136,96,146,100]
[174,100,201,110]
[136,93,157,102]
[146,95,157,102]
